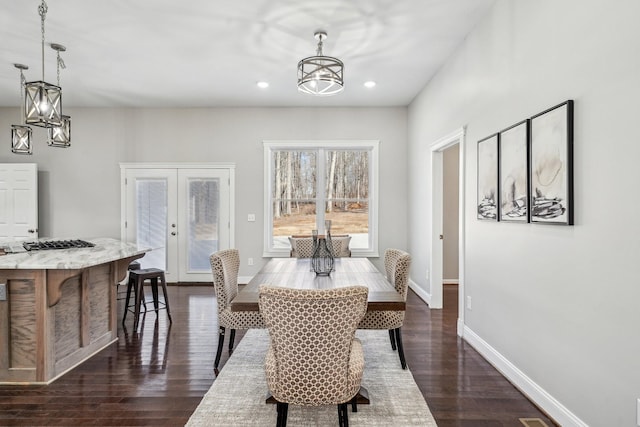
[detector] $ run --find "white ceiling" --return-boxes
[0,0,494,108]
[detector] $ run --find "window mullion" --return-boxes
[316,148,326,233]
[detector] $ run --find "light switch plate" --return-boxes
[247,214,256,222]
[0,283,7,301]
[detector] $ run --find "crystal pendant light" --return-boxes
[297,31,344,96]
[11,64,33,155]
[47,43,71,147]
[24,0,63,128]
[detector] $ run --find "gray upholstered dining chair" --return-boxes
[210,249,265,371]
[288,235,352,258]
[259,285,368,427]
[358,248,412,369]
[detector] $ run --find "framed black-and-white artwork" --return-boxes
[529,100,574,225]
[477,134,499,220]
[499,120,529,222]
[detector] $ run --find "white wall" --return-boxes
[408,1,640,426]
[0,107,408,276]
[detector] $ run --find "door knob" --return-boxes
[439,234,444,240]
[171,231,177,236]
[171,223,176,228]
[28,229,37,233]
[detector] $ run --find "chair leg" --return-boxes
[133,278,145,329]
[151,277,159,313]
[123,277,134,324]
[214,326,226,369]
[388,329,397,350]
[350,395,358,412]
[276,402,288,427]
[394,327,407,370]
[338,402,349,427]
[228,329,236,354]
[159,273,172,322]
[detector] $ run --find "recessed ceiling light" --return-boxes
[364,81,376,88]
[257,81,269,89]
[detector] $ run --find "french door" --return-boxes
[121,164,234,283]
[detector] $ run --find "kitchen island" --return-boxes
[0,238,146,384]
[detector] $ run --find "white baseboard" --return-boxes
[409,279,432,306]
[238,276,252,285]
[462,325,587,427]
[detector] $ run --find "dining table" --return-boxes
[230,257,405,312]
[230,256,405,406]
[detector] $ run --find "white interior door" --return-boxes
[122,165,233,283]
[0,163,38,240]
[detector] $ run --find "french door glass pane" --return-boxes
[187,178,219,271]
[136,179,167,270]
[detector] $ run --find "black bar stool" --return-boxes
[122,262,147,324]
[118,261,141,302]
[127,268,172,329]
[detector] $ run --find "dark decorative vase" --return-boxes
[311,227,334,276]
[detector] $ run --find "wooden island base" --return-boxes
[0,238,145,384]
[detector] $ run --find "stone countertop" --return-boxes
[0,237,148,270]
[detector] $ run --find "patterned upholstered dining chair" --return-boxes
[210,249,265,371]
[259,285,368,427]
[288,235,352,258]
[358,248,412,369]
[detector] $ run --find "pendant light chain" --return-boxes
[316,36,324,56]
[19,69,26,123]
[56,50,66,86]
[39,0,48,81]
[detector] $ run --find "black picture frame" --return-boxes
[529,100,574,225]
[498,120,529,222]
[477,133,499,221]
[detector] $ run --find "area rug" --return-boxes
[186,329,437,426]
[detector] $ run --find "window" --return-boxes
[263,140,379,257]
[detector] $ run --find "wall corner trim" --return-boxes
[463,325,588,427]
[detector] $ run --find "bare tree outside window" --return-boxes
[272,149,369,241]
[325,150,369,236]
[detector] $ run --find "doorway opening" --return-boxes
[429,128,465,336]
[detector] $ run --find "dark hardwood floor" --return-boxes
[404,285,556,427]
[0,284,556,426]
